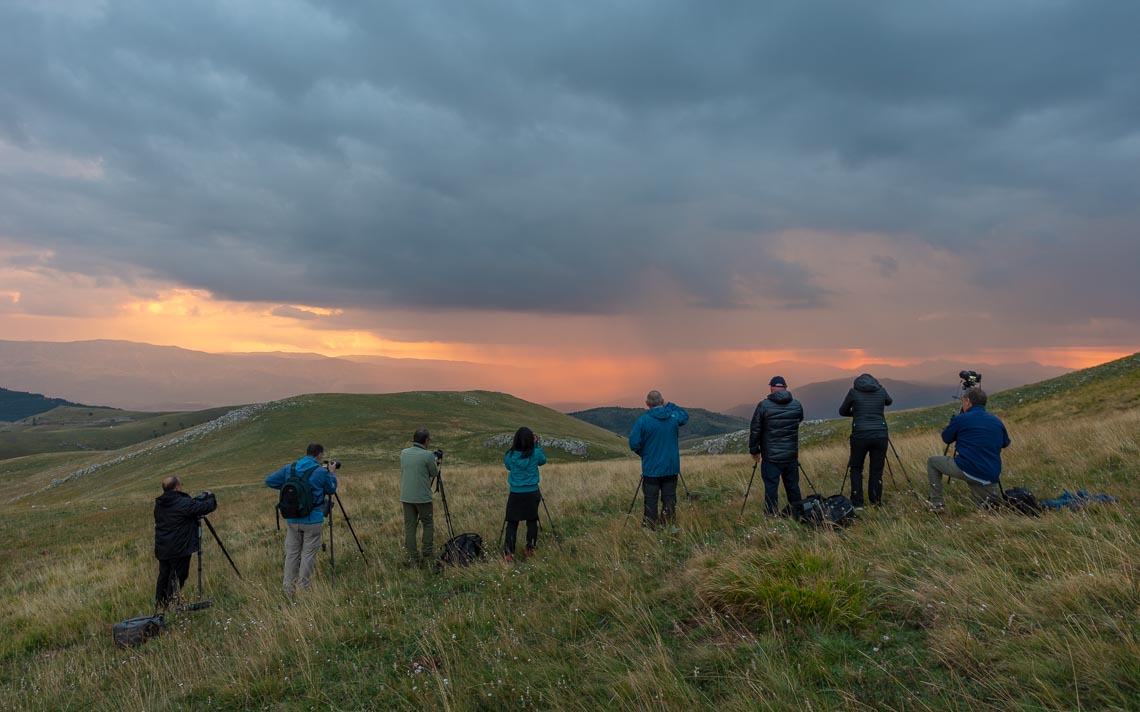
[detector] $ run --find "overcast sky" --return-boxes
[1,1,1137,402]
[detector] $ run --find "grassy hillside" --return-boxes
[0,378,1136,710]
[0,405,241,460]
[570,406,749,438]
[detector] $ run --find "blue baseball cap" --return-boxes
[769,376,787,387]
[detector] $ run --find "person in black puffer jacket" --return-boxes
[154,476,217,608]
[748,376,805,515]
[838,373,893,508]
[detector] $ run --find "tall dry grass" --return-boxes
[0,409,1136,710]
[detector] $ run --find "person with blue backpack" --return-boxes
[502,426,547,562]
[265,443,338,595]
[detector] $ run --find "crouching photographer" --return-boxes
[926,386,1011,512]
[153,477,217,608]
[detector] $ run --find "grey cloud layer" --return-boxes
[1,0,1138,321]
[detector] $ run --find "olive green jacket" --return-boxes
[400,443,439,504]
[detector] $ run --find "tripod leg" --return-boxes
[887,438,925,504]
[679,472,695,502]
[197,521,204,600]
[797,462,820,496]
[840,465,851,498]
[201,517,243,579]
[622,477,643,529]
[540,493,563,551]
[739,462,758,518]
[334,494,367,562]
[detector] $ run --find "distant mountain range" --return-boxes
[0,339,1071,412]
[726,378,957,421]
[0,388,89,422]
[569,406,749,438]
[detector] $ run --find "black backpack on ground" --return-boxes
[277,463,318,519]
[440,533,484,567]
[788,494,856,528]
[112,614,166,648]
[1003,487,1041,517]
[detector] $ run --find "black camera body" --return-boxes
[433,449,444,462]
[958,370,982,390]
[193,491,212,502]
[323,460,342,470]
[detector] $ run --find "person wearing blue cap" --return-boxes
[748,376,804,515]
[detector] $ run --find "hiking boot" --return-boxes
[929,503,946,514]
[502,553,514,564]
[522,547,535,558]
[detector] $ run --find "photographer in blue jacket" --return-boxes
[265,443,338,594]
[629,390,689,528]
[926,388,1010,512]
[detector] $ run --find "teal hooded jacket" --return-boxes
[504,445,547,493]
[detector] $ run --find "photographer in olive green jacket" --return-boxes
[400,428,440,565]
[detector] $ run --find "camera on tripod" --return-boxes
[433,449,444,462]
[958,370,982,390]
[323,460,341,470]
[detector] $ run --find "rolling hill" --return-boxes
[569,406,748,438]
[0,362,1135,710]
[0,404,242,461]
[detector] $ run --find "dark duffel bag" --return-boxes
[440,533,484,567]
[1003,487,1042,517]
[112,614,166,648]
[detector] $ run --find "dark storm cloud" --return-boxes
[0,0,1138,320]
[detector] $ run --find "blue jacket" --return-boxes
[505,445,547,493]
[629,403,689,477]
[265,456,338,524]
[941,406,1011,484]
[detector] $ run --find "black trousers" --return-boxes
[156,555,192,607]
[642,475,678,527]
[848,435,888,505]
[504,519,538,554]
[761,460,801,514]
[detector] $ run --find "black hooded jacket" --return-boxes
[749,389,804,463]
[154,490,217,560]
[838,374,893,437]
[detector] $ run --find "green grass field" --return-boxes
[0,370,1136,710]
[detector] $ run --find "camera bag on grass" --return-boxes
[439,533,484,567]
[112,614,166,648]
[789,494,856,528]
[1002,486,1042,517]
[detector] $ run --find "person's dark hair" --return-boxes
[511,426,536,458]
[162,476,180,492]
[964,387,987,407]
[306,443,325,458]
[413,428,431,445]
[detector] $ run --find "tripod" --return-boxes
[177,516,242,612]
[325,493,366,581]
[435,467,457,541]
[622,477,644,529]
[885,438,925,503]
[739,461,759,518]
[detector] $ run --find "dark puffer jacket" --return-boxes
[749,389,804,463]
[154,490,217,560]
[839,374,894,437]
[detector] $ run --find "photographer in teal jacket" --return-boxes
[629,390,689,527]
[502,426,547,561]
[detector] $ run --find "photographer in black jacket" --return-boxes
[154,476,217,608]
[838,374,893,509]
[748,376,805,515]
